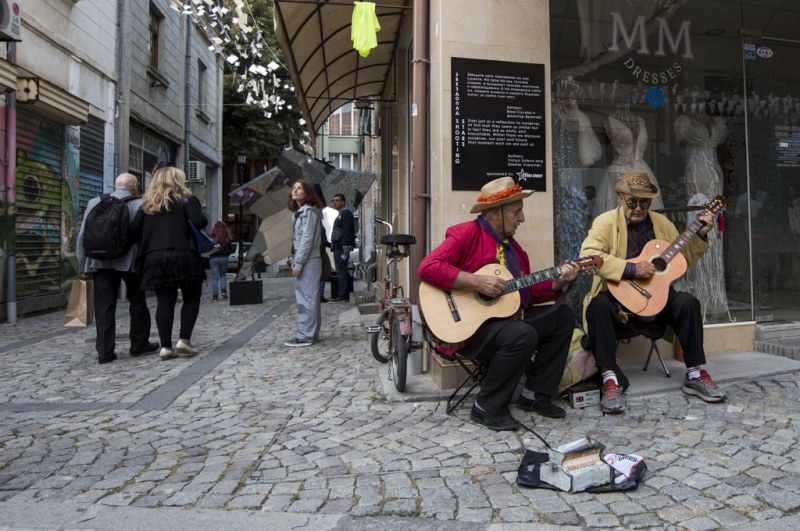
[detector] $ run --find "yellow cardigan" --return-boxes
[579,206,711,321]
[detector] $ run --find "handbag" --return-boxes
[184,199,219,257]
[64,278,94,327]
[188,220,219,256]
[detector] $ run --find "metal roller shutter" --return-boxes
[16,109,65,299]
[78,116,105,221]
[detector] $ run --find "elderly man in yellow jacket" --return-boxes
[579,172,727,414]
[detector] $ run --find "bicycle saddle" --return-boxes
[380,234,416,246]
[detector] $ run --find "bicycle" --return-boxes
[365,217,417,392]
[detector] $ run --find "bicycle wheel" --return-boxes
[390,318,408,392]
[369,313,390,363]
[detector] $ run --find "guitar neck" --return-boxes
[502,267,560,294]
[660,216,707,265]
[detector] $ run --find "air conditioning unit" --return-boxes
[187,160,207,184]
[0,0,21,42]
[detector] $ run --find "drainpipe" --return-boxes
[183,15,192,172]
[409,0,429,303]
[4,42,17,323]
[116,0,131,178]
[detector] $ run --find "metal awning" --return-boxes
[274,0,411,135]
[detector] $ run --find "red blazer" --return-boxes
[418,219,559,307]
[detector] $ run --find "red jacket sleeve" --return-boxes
[418,222,481,290]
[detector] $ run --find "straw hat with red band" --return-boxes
[470,176,534,213]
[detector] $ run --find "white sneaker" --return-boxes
[160,347,177,361]
[175,339,198,357]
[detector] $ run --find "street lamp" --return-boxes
[236,150,247,270]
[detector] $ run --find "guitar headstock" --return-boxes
[575,255,603,273]
[706,195,727,215]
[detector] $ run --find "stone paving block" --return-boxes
[682,495,723,512]
[583,512,621,527]
[709,508,750,527]
[658,503,696,523]
[163,490,201,506]
[288,497,325,512]
[681,516,720,531]
[725,493,764,510]
[260,494,294,512]
[754,484,800,511]
[621,513,662,529]
[573,499,610,516]
[455,507,492,523]
[227,494,267,509]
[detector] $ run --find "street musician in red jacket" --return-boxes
[418,177,579,431]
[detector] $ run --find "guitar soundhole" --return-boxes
[652,257,667,272]
[475,292,497,305]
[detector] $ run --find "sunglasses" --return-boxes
[623,197,652,210]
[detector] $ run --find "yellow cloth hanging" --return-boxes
[351,1,381,58]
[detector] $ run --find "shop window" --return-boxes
[548,0,757,324]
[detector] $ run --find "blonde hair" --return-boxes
[141,166,192,214]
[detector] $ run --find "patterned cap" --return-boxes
[615,172,659,198]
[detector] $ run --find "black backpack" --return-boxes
[82,194,134,260]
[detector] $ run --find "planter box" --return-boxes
[229,280,263,305]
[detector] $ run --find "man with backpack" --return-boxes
[77,173,158,364]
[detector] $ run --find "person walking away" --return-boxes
[285,180,323,347]
[209,221,232,301]
[130,166,207,361]
[330,193,356,302]
[77,173,158,364]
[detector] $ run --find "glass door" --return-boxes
[741,37,800,322]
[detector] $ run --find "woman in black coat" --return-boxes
[131,166,207,360]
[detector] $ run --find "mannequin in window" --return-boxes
[674,113,732,322]
[593,105,664,218]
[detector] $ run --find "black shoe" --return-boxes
[330,297,348,303]
[130,342,160,357]
[530,396,566,419]
[469,404,522,431]
[98,353,117,364]
[320,297,329,303]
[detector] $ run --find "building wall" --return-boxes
[127,0,184,143]
[429,0,554,270]
[15,0,116,117]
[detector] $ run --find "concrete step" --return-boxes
[754,338,800,360]
[755,321,800,340]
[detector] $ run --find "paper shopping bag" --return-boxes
[64,278,94,327]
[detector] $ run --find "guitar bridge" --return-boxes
[444,291,461,323]
[627,280,651,299]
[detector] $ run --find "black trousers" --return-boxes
[464,304,574,414]
[585,290,706,376]
[93,269,151,358]
[154,282,202,349]
[332,249,351,300]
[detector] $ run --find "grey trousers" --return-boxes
[295,257,322,341]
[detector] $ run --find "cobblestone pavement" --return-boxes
[1,277,800,529]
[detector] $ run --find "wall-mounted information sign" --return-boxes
[451,58,546,191]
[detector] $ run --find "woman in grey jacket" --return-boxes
[285,180,323,347]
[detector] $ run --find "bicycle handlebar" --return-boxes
[374,217,393,234]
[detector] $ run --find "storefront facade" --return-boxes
[277,0,800,353]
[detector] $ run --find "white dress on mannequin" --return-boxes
[594,113,664,218]
[674,114,732,322]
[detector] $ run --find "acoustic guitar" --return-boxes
[419,257,602,344]
[606,195,726,317]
